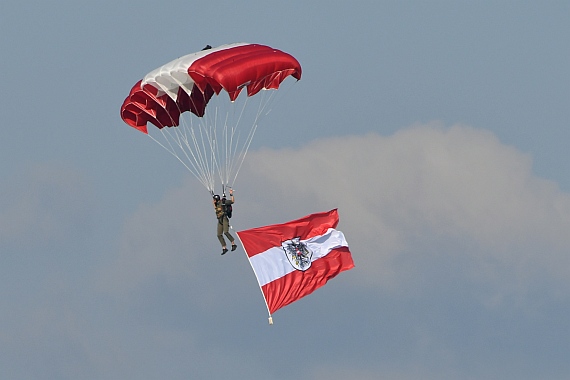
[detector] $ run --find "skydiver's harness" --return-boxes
[215,201,232,223]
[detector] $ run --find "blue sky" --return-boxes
[1,1,569,379]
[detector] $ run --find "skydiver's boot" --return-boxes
[221,247,228,255]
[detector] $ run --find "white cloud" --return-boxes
[242,122,570,301]
[104,123,570,308]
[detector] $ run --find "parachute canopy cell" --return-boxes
[120,43,302,134]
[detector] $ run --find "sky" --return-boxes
[1,1,569,379]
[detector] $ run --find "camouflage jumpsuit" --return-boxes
[214,196,234,247]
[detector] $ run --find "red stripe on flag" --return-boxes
[261,247,354,315]
[237,209,339,258]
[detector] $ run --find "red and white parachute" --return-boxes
[120,43,302,194]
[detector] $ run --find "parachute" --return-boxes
[120,43,302,194]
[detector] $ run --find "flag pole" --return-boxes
[235,230,274,325]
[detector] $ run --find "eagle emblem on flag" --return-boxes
[281,237,313,271]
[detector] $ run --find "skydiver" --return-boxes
[213,189,237,255]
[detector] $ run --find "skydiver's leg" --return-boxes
[223,221,234,243]
[222,218,237,251]
[224,231,235,243]
[217,221,226,247]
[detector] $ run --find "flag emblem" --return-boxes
[282,237,313,271]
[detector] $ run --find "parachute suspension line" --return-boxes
[220,110,231,193]
[222,98,245,190]
[150,98,218,193]
[203,104,224,194]
[166,123,207,183]
[182,104,219,193]
[146,128,210,190]
[214,105,227,191]
[173,118,214,191]
[229,89,278,187]
[184,99,225,195]
[209,100,237,195]
[197,123,216,191]
[225,95,250,189]
[163,124,213,191]
[229,116,259,186]
[140,107,213,190]
[144,80,298,195]
[183,119,216,192]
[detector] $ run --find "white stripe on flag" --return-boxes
[249,228,348,287]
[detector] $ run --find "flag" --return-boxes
[236,209,354,321]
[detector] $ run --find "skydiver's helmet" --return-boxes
[213,194,220,202]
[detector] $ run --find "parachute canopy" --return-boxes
[119,43,301,194]
[121,43,302,134]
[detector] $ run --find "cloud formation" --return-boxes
[95,123,570,379]
[243,123,570,302]
[107,123,570,307]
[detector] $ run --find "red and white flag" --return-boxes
[237,209,354,322]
